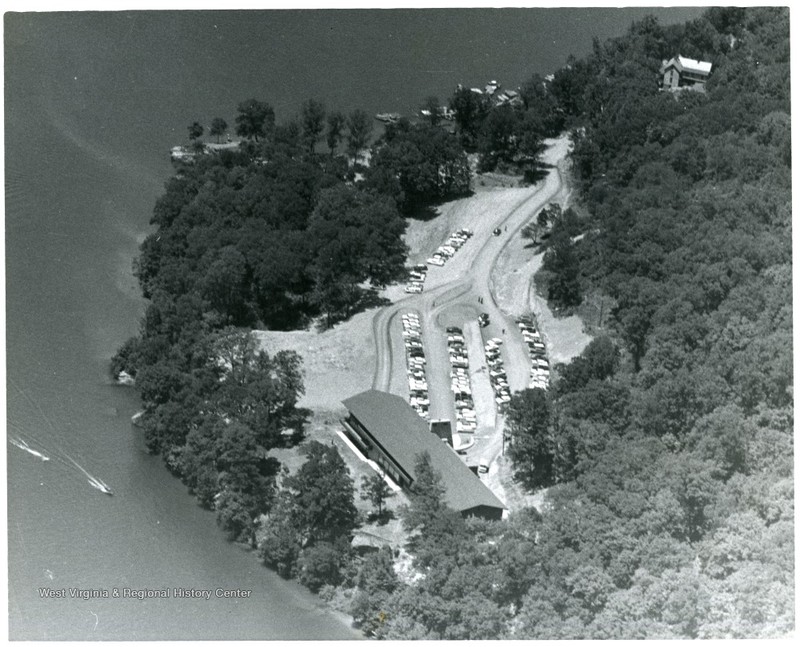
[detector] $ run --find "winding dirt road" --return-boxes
[371,138,570,448]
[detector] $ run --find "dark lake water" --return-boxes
[5,7,705,639]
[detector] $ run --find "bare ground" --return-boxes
[255,135,585,516]
[252,308,376,412]
[487,138,594,513]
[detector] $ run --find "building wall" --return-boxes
[342,408,506,520]
[461,504,504,521]
[663,67,680,89]
[342,414,412,487]
[663,65,708,90]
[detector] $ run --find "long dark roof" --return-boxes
[342,389,506,513]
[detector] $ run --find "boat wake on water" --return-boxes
[87,477,113,496]
[8,379,113,497]
[9,436,50,461]
[63,453,114,496]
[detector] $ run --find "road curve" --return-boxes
[371,141,567,414]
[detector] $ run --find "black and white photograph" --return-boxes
[4,2,794,640]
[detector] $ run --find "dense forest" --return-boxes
[348,7,793,638]
[112,84,482,553]
[115,6,792,639]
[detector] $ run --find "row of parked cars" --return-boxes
[402,312,430,419]
[446,326,478,433]
[426,228,473,267]
[484,337,512,409]
[404,264,428,294]
[517,315,550,390]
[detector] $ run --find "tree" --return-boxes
[402,451,447,532]
[297,542,345,591]
[521,221,542,245]
[506,388,554,489]
[522,206,555,245]
[423,95,441,126]
[272,117,302,156]
[215,488,256,543]
[209,117,228,143]
[187,121,205,154]
[306,184,406,325]
[235,99,275,142]
[557,335,620,394]
[211,329,305,448]
[350,545,399,635]
[361,471,394,520]
[612,277,663,371]
[520,73,565,136]
[213,420,277,543]
[260,491,302,577]
[477,105,517,171]
[308,184,407,285]
[346,109,373,163]
[198,245,250,321]
[544,231,582,308]
[326,110,346,155]
[300,98,326,154]
[188,121,204,142]
[366,123,470,213]
[283,441,359,546]
[449,85,489,148]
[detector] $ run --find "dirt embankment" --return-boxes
[490,137,592,367]
[252,309,376,412]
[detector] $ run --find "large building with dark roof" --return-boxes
[342,389,506,520]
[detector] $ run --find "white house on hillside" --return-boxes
[660,55,713,91]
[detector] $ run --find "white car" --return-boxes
[426,256,445,266]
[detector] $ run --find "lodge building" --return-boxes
[342,389,506,520]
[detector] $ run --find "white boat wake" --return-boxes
[8,379,112,496]
[87,476,113,496]
[9,436,50,461]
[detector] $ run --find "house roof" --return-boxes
[342,389,506,513]
[662,55,712,76]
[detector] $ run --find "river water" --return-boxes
[5,8,704,640]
